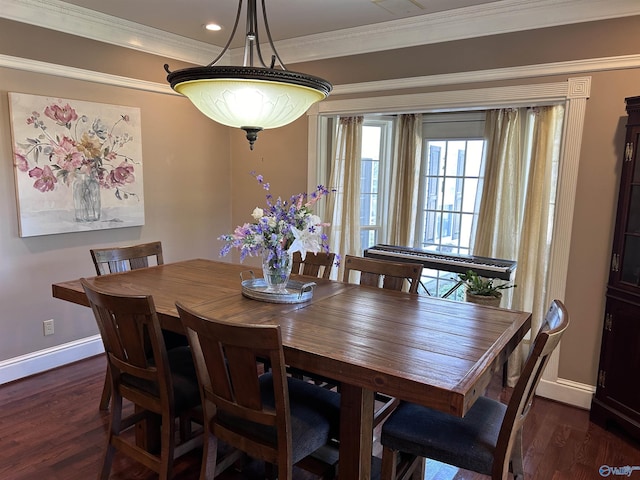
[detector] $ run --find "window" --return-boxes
[417,139,484,255]
[415,112,486,297]
[353,113,486,297]
[360,119,393,250]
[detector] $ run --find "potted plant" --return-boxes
[458,269,516,307]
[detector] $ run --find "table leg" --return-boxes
[338,383,374,480]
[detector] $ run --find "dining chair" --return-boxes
[90,241,174,411]
[342,254,424,426]
[90,240,164,275]
[81,279,202,480]
[292,251,336,279]
[380,299,570,480]
[342,254,423,294]
[176,301,341,480]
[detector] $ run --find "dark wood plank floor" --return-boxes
[1,354,639,479]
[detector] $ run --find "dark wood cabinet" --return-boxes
[590,96,640,440]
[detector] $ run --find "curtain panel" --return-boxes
[327,116,364,277]
[475,105,565,385]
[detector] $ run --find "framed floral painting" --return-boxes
[9,92,144,237]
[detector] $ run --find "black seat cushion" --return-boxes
[217,373,341,464]
[120,346,200,412]
[381,396,506,475]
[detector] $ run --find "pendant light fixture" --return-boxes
[165,0,332,150]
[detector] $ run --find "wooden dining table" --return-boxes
[52,258,531,479]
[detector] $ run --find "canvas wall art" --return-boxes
[9,92,145,237]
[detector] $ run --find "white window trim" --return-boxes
[308,76,591,387]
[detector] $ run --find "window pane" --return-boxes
[443,178,457,212]
[361,229,377,250]
[445,141,465,176]
[465,140,484,177]
[459,214,474,249]
[362,126,381,160]
[462,178,478,212]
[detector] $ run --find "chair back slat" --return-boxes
[493,299,570,478]
[81,278,170,404]
[177,302,291,458]
[91,241,164,276]
[292,251,336,279]
[343,254,423,293]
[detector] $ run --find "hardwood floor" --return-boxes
[0,354,638,479]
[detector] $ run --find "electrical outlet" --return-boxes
[43,319,54,336]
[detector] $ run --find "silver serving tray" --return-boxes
[240,271,316,304]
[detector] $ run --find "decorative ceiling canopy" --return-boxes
[165,0,332,149]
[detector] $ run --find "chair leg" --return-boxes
[100,393,122,480]
[381,445,398,480]
[159,411,176,480]
[511,428,525,480]
[411,458,425,480]
[382,444,424,480]
[99,367,111,411]
[200,432,219,480]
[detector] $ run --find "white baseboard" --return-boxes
[0,335,104,385]
[536,377,596,410]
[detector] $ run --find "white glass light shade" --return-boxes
[174,78,326,130]
[166,66,332,148]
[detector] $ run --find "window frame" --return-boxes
[308,77,590,388]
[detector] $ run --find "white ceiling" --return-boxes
[57,0,499,47]
[3,0,640,66]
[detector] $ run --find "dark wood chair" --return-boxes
[380,300,570,480]
[342,254,423,294]
[292,251,336,279]
[90,241,168,411]
[342,254,424,426]
[90,240,164,275]
[81,279,202,480]
[176,301,341,480]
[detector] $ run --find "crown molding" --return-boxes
[3,0,639,66]
[265,0,640,64]
[0,53,177,95]
[4,50,634,104]
[331,53,640,96]
[1,0,223,65]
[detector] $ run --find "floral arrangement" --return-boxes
[14,100,138,200]
[219,172,334,271]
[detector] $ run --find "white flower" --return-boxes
[251,207,264,220]
[308,214,321,225]
[287,225,323,260]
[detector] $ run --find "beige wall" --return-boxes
[0,25,232,361]
[2,14,640,390]
[287,16,640,387]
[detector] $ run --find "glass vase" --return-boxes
[262,249,293,293]
[73,172,101,222]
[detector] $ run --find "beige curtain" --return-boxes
[326,116,363,277]
[388,114,423,246]
[474,105,564,385]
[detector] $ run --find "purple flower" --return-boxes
[219,173,335,264]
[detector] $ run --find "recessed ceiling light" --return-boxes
[204,23,221,31]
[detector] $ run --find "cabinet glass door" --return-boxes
[620,132,640,286]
